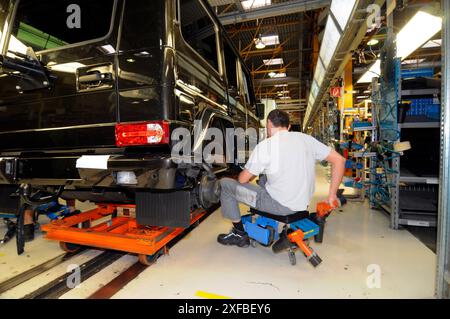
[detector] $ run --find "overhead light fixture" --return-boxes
[263,58,284,66]
[303,0,358,130]
[314,61,326,87]
[241,0,271,10]
[330,0,357,30]
[255,34,266,50]
[261,35,280,46]
[357,59,381,83]
[422,39,442,48]
[311,80,319,99]
[319,16,340,69]
[274,84,288,88]
[396,10,442,60]
[268,71,276,78]
[271,72,286,79]
[367,39,379,46]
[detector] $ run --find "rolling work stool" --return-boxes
[242,201,338,268]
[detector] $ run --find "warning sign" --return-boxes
[330,87,342,98]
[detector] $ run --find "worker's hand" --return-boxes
[326,194,339,208]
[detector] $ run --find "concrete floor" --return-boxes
[0,166,437,299]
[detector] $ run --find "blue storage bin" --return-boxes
[406,98,440,119]
[426,104,440,120]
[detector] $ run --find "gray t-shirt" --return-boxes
[245,131,331,211]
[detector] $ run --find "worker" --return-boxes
[217,110,346,247]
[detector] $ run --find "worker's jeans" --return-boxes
[220,177,295,222]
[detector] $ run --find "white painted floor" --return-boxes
[0,166,437,299]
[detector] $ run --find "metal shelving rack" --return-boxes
[344,99,377,203]
[393,87,441,228]
[375,18,401,228]
[373,8,441,229]
[437,0,450,299]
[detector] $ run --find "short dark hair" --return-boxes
[267,109,290,128]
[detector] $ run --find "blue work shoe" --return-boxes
[217,228,250,248]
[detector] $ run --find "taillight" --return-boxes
[115,121,170,147]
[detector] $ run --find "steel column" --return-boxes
[437,0,450,300]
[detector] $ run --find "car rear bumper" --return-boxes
[0,154,177,189]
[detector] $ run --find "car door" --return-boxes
[116,0,166,123]
[0,0,121,151]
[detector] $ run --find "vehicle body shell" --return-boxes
[0,0,261,217]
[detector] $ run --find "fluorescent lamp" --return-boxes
[271,72,286,78]
[396,10,442,60]
[314,61,326,87]
[268,72,276,78]
[263,58,284,66]
[277,90,290,94]
[254,35,279,49]
[241,0,271,10]
[311,80,319,99]
[357,59,381,83]
[330,0,357,30]
[422,39,441,48]
[319,16,340,69]
[274,84,288,88]
[261,35,279,46]
[367,39,379,46]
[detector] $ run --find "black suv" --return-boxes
[0,0,262,227]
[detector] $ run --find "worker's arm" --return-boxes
[238,169,256,184]
[325,150,346,206]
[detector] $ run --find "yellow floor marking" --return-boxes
[195,290,231,299]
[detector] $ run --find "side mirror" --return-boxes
[255,103,265,120]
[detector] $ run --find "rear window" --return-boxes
[7,0,115,53]
[179,0,219,71]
